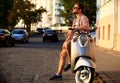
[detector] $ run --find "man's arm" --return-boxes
[65,20,76,41]
[65,30,73,41]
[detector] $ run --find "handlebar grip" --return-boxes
[68,28,75,30]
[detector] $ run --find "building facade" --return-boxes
[29,0,63,29]
[16,0,64,31]
[96,0,120,51]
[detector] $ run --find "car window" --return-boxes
[0,30,4,34]
[45,30,54,34]
[12,30,25,34]
[0,29,10,34]
[37,28,43,31]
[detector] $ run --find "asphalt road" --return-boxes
[0,34,102,83]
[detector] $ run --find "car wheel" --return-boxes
[11,43,15,46]
[26,37,29,43]
[5,40,11,47]
[10,38,15,46]
[54,37,58,42]
[26,39,29,43]
[22,38,26,43]
[56,37,58,42]
[43,38,45,42]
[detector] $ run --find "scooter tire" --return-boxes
[75,67,95,83]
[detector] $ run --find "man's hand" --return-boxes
[73,38,77,42]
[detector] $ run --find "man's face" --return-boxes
[72,4,80,14]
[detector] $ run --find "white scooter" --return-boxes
[69,28,96,83]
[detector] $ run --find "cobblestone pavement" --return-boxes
[95,46,120,83]
[0,34,103,83]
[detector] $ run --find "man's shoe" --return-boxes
[49,75,62,80]
[63,64,71,72]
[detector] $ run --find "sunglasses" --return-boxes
[72,7,80,10]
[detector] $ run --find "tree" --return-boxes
[61,0,96,26]
[8,0,47,32]
[0,0,14,28]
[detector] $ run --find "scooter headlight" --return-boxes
[80,34,87,45]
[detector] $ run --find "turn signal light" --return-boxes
[90,38,93,42]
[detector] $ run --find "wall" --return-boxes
[96,0,114,49]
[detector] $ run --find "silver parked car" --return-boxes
[11,29,29,43]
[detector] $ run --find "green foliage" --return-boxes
[0,0,14,28]
[61,0,96,26]
[8,0,47,31]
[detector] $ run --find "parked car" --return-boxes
[43,27,50,32]
[42,29,58,42]
[0,29,15,46]
[36,28,43,34]
[11,29,29,43]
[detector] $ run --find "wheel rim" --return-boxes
[75,67,92,83]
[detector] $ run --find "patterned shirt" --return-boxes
[72,14,90,29]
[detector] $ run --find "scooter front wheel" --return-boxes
[75,67,95,83]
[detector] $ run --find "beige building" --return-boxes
[16,0,64,31]
[96,0,120,51]
[29,0,63,28]
[29,0,52,28]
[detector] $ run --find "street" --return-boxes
[0,34,63,83]
[0,34,103,83]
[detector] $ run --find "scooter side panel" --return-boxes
[71,40,79,71]
[86,40,96,61]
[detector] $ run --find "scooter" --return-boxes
[69,28,96,83]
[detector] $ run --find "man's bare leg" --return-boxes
[57,49,67,75]
[49,48,67,80]
[63,41,71,71]
[49,41,70,80]
[67,41,71,63]
[63,40,71,63]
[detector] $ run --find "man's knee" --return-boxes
[60,50,67,58]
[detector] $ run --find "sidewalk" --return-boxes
[96,46,120,83]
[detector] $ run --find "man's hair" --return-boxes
[75,2,85,12]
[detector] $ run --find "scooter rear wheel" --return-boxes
[75,67,95,83]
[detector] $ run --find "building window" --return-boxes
[98,27,100,40]
[108,24,110,40]
[103,26,105,40]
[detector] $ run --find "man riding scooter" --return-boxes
[49,1,90,80]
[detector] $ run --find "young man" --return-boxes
[49,1,90,80]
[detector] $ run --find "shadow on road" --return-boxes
[0,69,7,83]
[97,71,120,83]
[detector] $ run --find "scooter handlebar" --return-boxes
[69,28,91,36]
[68,28,75,30]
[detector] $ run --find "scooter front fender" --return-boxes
[74,57,96,71]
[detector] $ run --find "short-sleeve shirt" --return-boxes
[72,14,90,29]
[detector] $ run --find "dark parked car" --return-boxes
[36,28,43,34]
[42,29,58,42]
[11,29,29,43]
[43,27,50,32]
[0,29,15,46]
